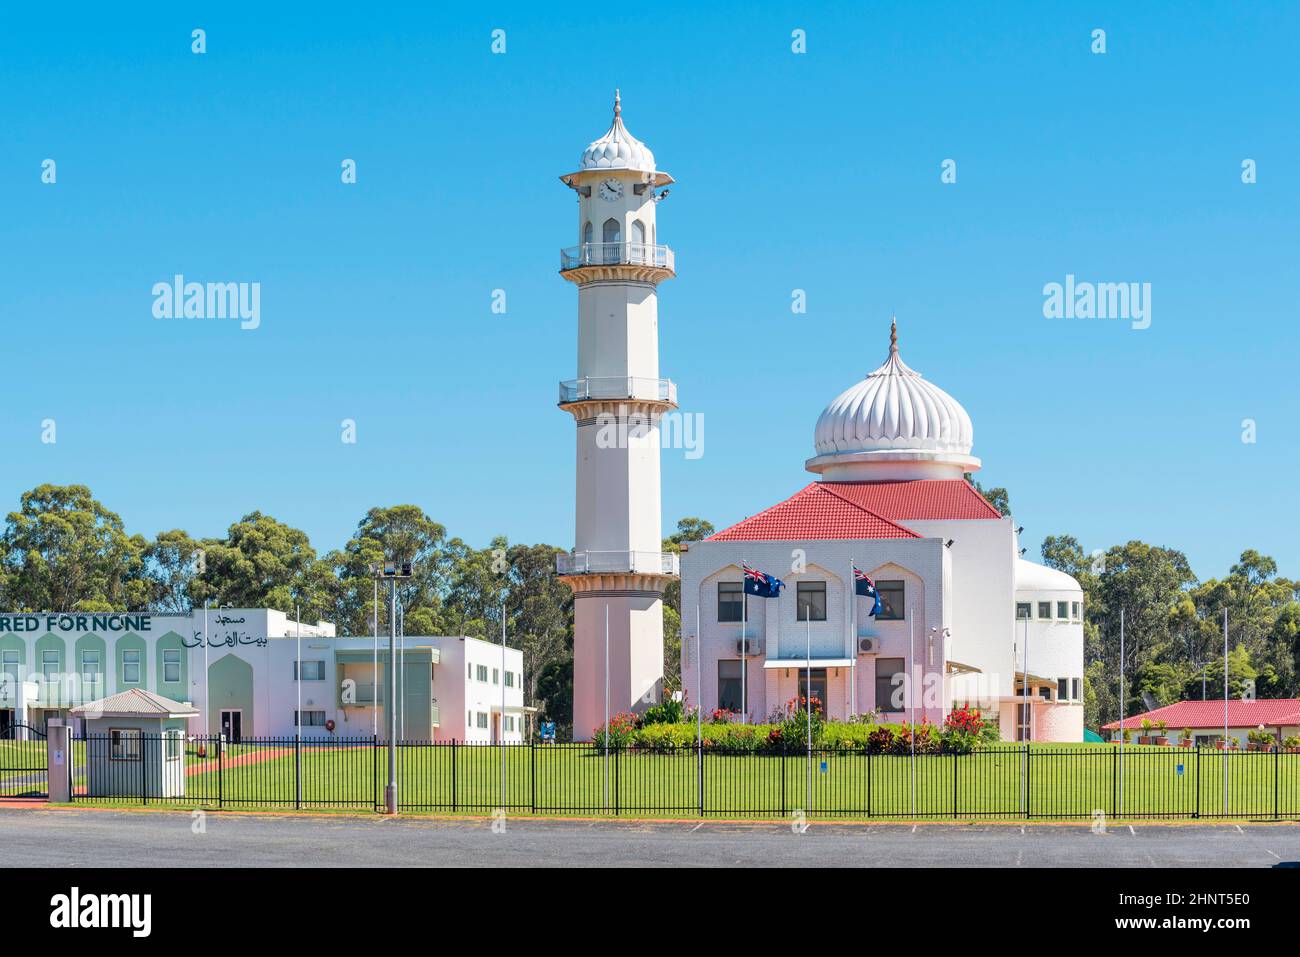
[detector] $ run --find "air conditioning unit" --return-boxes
[736,638,763,656]
[858,636,877,655]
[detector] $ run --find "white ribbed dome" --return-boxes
[579,90,656,173]
[813,321,974,458]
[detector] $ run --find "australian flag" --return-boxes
[854,565,883,617]
[743,562,785,599]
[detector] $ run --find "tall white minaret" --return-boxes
[557,92,678,740]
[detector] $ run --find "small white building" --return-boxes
[680,322,1085,742]
[0,609,526,742]
[70,689,198,799]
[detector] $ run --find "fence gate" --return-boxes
[0,723,49,799]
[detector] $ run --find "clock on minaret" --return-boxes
[556,91,679,741]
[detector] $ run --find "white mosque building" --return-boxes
[678,322,1086,743]
[550,94,1082,743]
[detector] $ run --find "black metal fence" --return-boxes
[57,734,1300,820]
[0,723,48,799]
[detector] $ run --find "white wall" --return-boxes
[681,538,946,723]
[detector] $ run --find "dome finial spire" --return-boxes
[889,315,898,355]
[614,88,621,118]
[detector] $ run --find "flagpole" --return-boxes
[1119,608,1125,817]
[203,600,210,738]
[501,600,507,803]
[1223,606,1229,814]
[850,559,857,718]
[805,604,812,813]
[909,605,916,819]
[741,561,747,723]
[604,603,610,810]
[695,603,703,810]
[295,604,302,810]
[1024,611,1031,816]
[372,579,378,737]
[695,604,702,749]
[398,600,406,742]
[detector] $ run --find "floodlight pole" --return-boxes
[372,560,413,815]
[386,578,398,814]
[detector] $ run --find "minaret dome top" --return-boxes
[561,91,674,187]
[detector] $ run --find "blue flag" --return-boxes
[854,566,883,617]
[742,562,785,599]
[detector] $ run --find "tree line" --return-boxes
[0,484,713,733]
[3,483,1295,733]
[1041,537,1300,729]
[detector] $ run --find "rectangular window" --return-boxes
[1015,602,1032,620]
[294,660,325,681]
[81,650,102,682]
[492,668,499,685]
[294,710,327,727]
[504,671,515,688]
[796,581,827,621]
[1072,601,1081,619]
[468,710,472,725]
[1072,678,1080,701]
[1057,678,1069,701]
[476,712,488,729]
[476,664,488,682]
[1057,601,1069,620]
[717,660,743,712]
[42,650,60,680]
[162,649,181,683]
[1038,601,1052,620]
[109,728,141,761]
[875,657,906,713]
[467,663,472,679]
[504,716,514,732]
[122,649,141,684]
[877,581,906,620]
[1,649,18,676]
[717,582,746,623]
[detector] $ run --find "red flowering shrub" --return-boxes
[939,707,986,754]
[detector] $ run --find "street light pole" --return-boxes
[370,560,413,815]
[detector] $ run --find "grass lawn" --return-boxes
[58,741,1300,821]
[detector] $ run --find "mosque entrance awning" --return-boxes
[763,658,854,670]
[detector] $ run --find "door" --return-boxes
[220,709,243,744]
[492,713,501,744]
[797,668,828,715]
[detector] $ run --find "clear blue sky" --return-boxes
[2,2,1296,581]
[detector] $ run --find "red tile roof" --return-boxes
[1101,699,1300,732]
[818,480,1004,521]
[706,483,922,542]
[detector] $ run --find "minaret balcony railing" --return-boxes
[559,242,674,272]
[558,376,677,406]
[556,550,680,577]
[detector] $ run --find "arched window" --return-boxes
[602,218,621,263]
[582,221,593,247]
[631,220,646,261]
